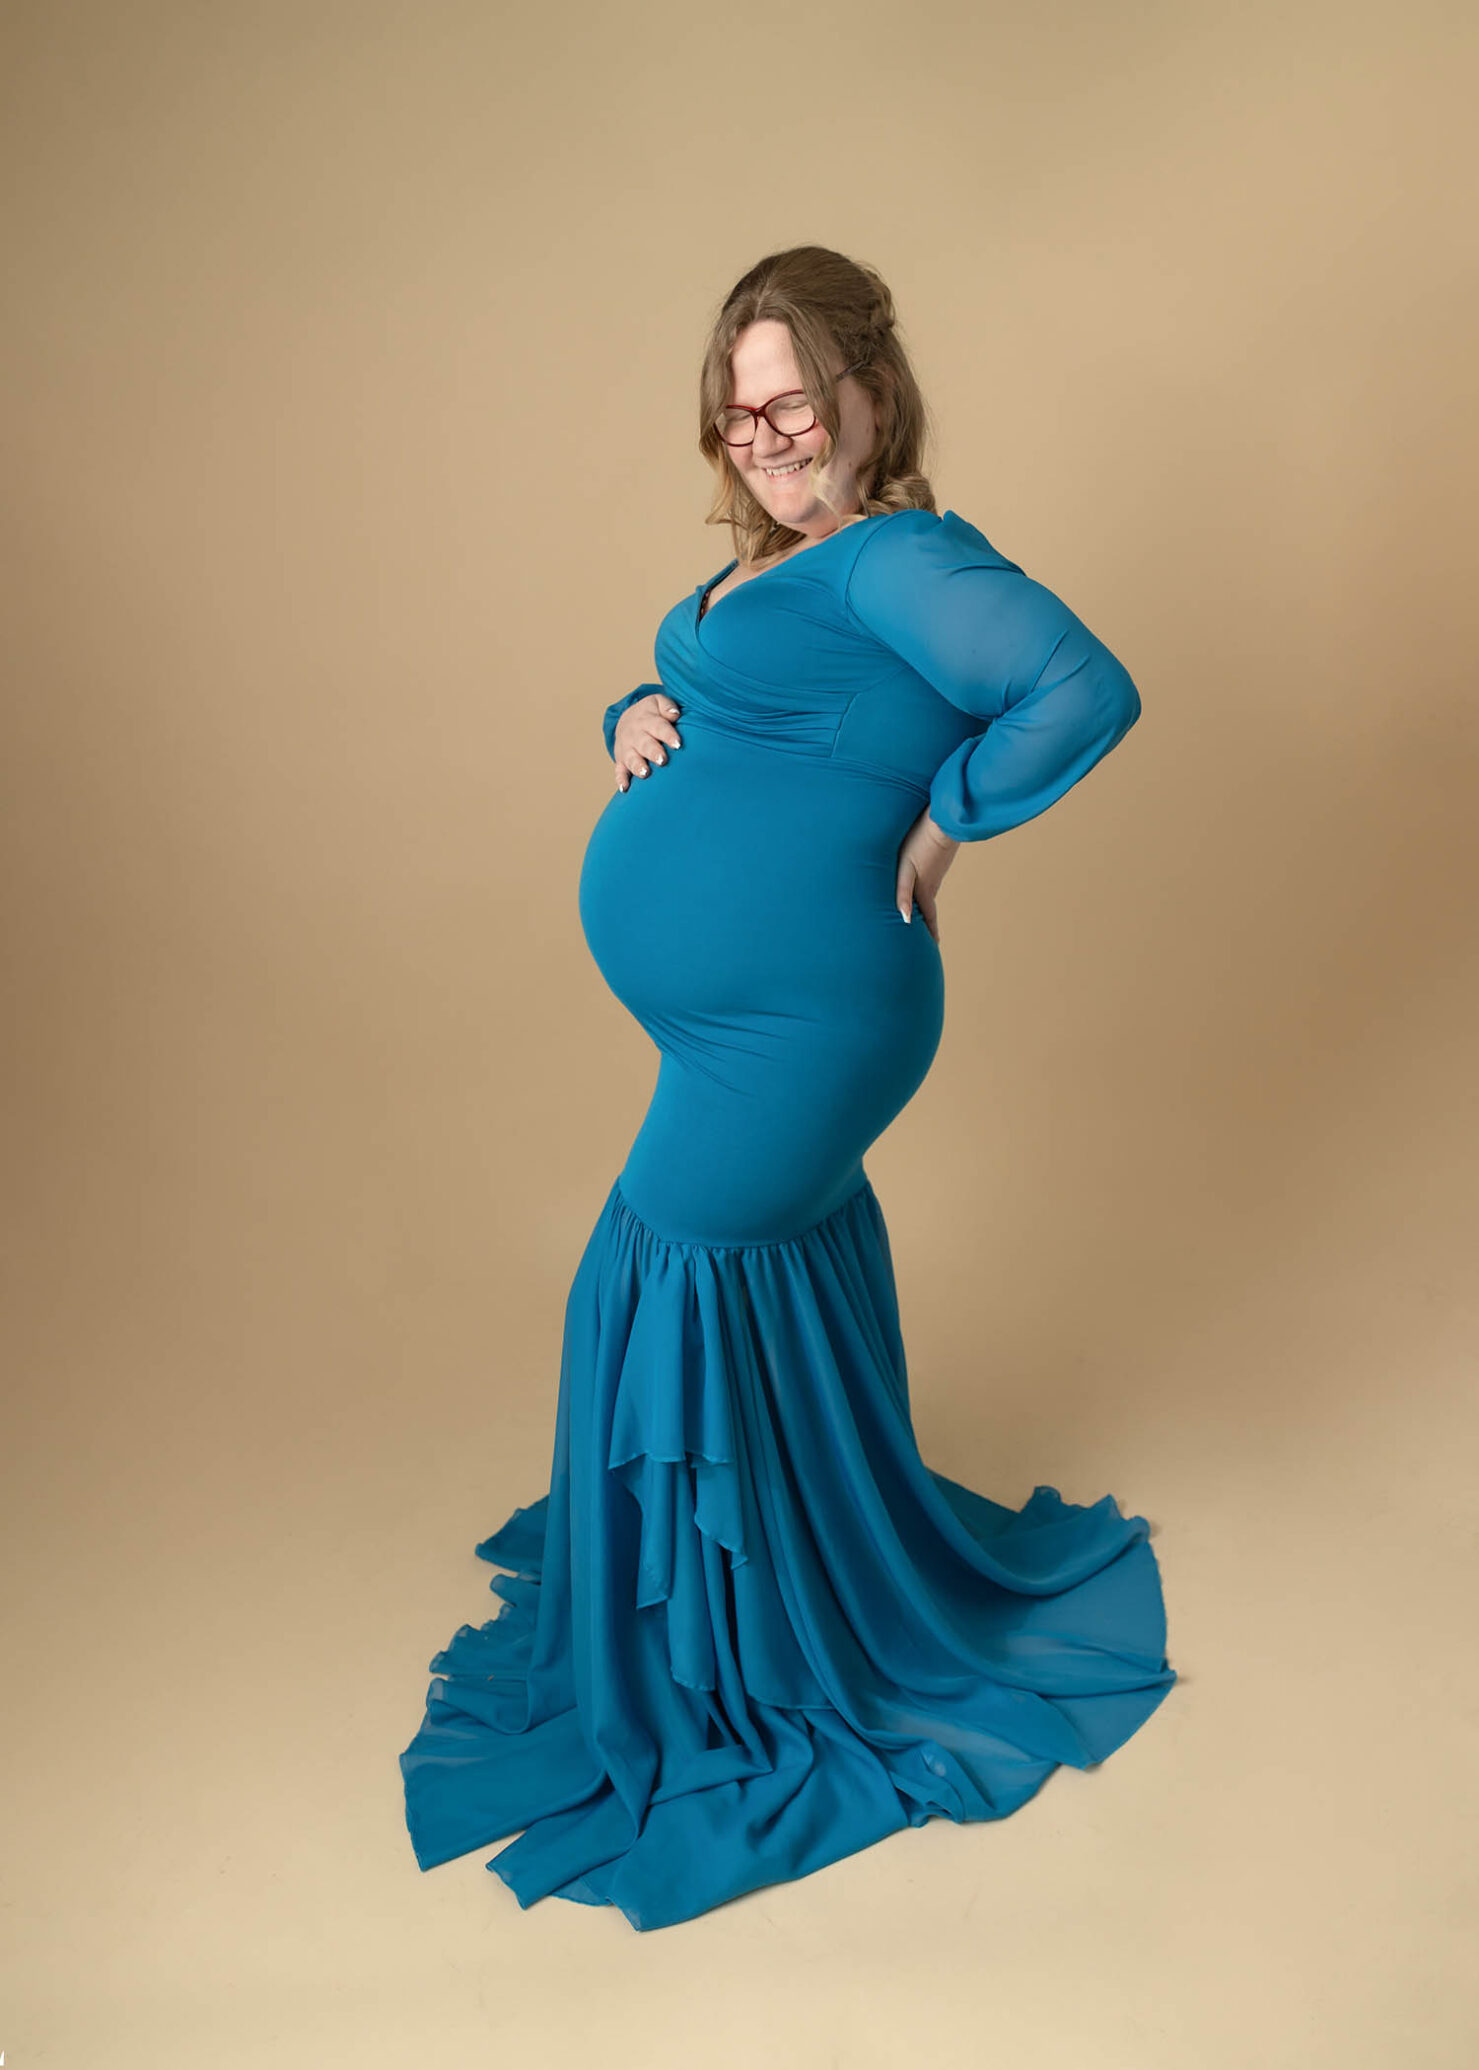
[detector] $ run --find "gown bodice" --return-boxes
[604,506,1142,844]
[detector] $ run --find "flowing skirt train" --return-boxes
[398,1174,1176,1932]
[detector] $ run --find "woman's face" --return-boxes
[725,319,881,536]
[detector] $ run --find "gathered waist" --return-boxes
[672,708,931,805]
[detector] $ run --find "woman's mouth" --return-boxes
[762,458,811,480]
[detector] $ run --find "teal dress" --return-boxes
[399,507,1176,1930]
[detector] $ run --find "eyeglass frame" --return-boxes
[714,360,868,446]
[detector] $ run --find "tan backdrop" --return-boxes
[2,2,1475,2065]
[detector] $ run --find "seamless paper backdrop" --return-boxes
[1,2,1475,2066]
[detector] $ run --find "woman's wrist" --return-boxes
[924,814,960,849]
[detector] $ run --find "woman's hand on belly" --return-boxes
[895,810,959,940]
[613,694,683,792]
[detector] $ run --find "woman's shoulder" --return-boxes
[843,507,1026,631]
[850,506,1025,580]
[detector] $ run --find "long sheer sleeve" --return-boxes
[845,509,1142,843]
[602,683,666,761]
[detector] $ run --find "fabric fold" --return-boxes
[399,1175,1176,1931]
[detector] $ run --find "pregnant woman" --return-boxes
[399,245,1176,1932]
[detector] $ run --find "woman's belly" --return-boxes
[578,714,947,1244]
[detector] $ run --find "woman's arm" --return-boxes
[846,510,1142,843]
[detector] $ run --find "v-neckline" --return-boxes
[694,513,884,627]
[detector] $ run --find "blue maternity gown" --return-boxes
[398,506,1176,1931]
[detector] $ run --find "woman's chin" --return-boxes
[764,472,845,529]
[753,459,815,506]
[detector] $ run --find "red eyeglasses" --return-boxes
[714,361,866,446]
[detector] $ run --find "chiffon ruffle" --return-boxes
[398,1175,1176,1932]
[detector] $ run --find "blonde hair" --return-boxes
[697,245,938,566]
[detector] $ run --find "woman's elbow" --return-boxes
[1102,654,1141,743]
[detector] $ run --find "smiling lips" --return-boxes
[763,458,810,478]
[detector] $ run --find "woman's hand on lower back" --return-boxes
[896,811,959,940]
[614,694,683,791]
